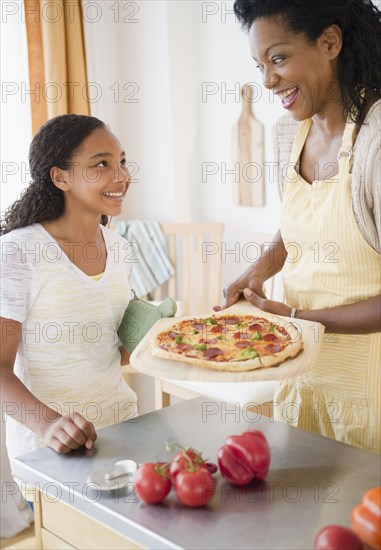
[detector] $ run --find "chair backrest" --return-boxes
[252,232,285,302]
[153,222,224,315]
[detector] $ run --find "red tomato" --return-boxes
[134,462,171,504]
[174,466,216,507]
[169,448,216,480]
[170,449,204,473]
[314,525,364,550]
[205,462,218,475]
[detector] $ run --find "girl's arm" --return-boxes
[217,230,287,309]
[242,291,381,335]
[119,345,130,366]
[0,317,97,453]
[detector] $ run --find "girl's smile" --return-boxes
[62,128,131,217]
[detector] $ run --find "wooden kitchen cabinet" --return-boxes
[32,494,142,549]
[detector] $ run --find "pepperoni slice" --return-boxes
[204,347,223,358]
[234,341,252,349]
[263,333,280,342]
[211,325,223,333]
[175,343,194,352]
[224,317,240,325]
[168,331,178,339]
[249,323,263,331]
[265,343,282,353]
[199,338,218,345]
[233,332,251,340]
[192,322,205,331]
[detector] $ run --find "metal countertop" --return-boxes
[13,397,381,549]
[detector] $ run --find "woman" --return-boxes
[221,0,381,452]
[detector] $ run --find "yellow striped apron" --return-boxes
[275,117,381,453]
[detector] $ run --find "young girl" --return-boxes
[1,114,137,471]
[220,0,381,452]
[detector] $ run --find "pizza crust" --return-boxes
[149,310,304,372]
[149,343,264,371]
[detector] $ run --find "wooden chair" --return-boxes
[154,232,284,415]
[121,221,224,390]
[152,222,224,315]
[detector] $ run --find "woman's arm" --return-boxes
[218,230,287,309]
[0,317,97,453]
[296,295,381,334]
[242,291,381,335]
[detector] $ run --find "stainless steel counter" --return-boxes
[13,398,381,550]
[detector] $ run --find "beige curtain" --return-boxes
[24,0,90,135]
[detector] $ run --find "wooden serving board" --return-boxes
[232,84,265,206]
[130,302,325,382]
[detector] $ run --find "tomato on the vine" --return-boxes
[169,447,214,480]
[134,462,171,504]
[174,466,216,507]
[170,449,204,477]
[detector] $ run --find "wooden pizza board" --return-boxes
[130,302,325,382]
[232,84,265,206]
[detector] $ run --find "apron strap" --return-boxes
[289,119,312,165]
[288,116,356,179]
[337,119,356,161]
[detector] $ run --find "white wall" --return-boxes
[197,1,284,284]
[83,0,176,222]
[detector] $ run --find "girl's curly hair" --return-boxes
[1,114,108,235]
[233,0,381,124]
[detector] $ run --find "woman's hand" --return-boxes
[242,288,292,317]
[214,270,267,311]
[214,230,287,311]
[41,412,97,454]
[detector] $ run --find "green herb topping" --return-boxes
[194,343,207,351]
[240,347,259,359]
[205,318,218,325]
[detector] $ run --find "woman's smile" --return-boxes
[249,17,341,120]
[275,85,300,109]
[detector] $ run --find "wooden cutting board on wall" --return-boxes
[232,84,265,206]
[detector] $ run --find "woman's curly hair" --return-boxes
[233,0,381,124]
[1,114,108,235]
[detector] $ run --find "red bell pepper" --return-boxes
[217,430,271,486]
[352,487,381,550]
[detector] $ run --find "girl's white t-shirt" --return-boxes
[1,223,138,468]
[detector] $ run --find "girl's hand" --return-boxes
[42,412,97,454]
[242,288,292,317]
[214,271,267,311]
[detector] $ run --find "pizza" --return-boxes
[149,312,303,372]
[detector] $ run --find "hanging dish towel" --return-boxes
[116,220,175,297]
